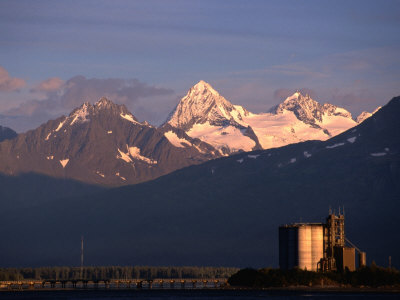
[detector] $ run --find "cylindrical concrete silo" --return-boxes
[359,252,367,268]
[298,225,312,270]
[311,225,324,271]
[287,227,297,269]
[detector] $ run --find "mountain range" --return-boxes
[0,97,217,186]
[0,81,378,186]
[165,81,366,154]
[0,95,398,268]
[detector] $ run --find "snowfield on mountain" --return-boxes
[165,81,371,153]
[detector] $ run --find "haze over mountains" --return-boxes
[0,95,398,268]
[0,81,378,186]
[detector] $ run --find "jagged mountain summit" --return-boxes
[0,98,218,186]
[356,106,381,123]
[270,91,353,126]
[166,80,250,130]
[165,81,366,153]
[165,80,256,154]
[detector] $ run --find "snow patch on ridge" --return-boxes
[59,159,69,168]
[55,120,66,132]
[117,145,157,164]
[117,149,132,163]
[46,156,54,160]
[303,151,312,158]
[115,172,126,181]
[128,146,157,164]
[347,136,357,143]
[164,131,191,148]
[70,104,90,125]
[120,113,139,124]
[370,152,386,157]
[45,132,51,141]
[248,154,260,159]
[326,143,345,149]
[96,171,105,178]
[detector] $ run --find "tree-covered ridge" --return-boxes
[0,266,238,281]
[228,264,400,288]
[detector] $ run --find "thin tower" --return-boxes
[80,236,84,279]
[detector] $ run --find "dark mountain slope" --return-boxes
[0,125,17,142]
[0,173,104,215]
[0,98,219,186]
[0,97,398,268]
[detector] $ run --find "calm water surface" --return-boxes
[0,290,398,300]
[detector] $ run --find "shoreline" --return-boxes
[226,285,400,293]
[1,286,400,293]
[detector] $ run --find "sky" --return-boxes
[0,0,399,132]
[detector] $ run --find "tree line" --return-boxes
[228,263,400,288]
[0,266,239,281]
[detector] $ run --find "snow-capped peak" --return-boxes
[63,98,141,128]
[285,91,302,102]
[190,80,220,97]
[271,91,325,124]
[271,91,353,125]
[165,81,248,130]
[356,111,372,123]
[95,97,115,108]
[70,102,91,125]
[356,106,381,123]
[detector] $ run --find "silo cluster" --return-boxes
[279,212,366,272]
[279,224,323,271]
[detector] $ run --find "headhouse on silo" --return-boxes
[279,211,366,272]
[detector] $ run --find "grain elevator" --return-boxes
[279,210,366,272]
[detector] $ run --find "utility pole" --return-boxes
[80,236,84,279]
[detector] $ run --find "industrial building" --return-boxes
[279,210,366,272]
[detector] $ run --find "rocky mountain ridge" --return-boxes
[165,81,374,153]
[0,98,218,186]
[0,81,381,186]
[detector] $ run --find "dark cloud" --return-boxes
[59,76,174,109]
[5,75,174,117]
[0,66,26,92]
[2,76,175,131]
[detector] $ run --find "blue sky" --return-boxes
[0,0,399,132]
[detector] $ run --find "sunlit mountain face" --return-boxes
[165,81,371,155]
[0,97,218,186]
[0,81,380,187]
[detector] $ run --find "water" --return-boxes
[0,290,398,300]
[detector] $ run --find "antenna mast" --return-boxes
[80,236,84,279]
